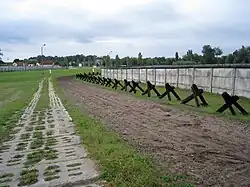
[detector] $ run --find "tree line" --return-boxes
[0,49,3,65]
[105,45,250,67]
[11,45,250,67]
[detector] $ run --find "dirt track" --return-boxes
[58,76,250,186]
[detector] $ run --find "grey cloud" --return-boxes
[1,0,250,58]
[72,1,183,43]
[0,1,185,45]
[0,20,94,44]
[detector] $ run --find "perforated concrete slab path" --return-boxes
[0,78,100,187]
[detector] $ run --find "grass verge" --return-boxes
[54,77,193,187]
[35,78,49,110]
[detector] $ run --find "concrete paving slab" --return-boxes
[0,78,100,187]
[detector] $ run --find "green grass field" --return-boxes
[0,71,41,142]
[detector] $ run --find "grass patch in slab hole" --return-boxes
[45,137,57,147]
[69,172,82,177]
[47,115,53,119]
[30,138,44,149]
[46,165,60,170]
[44,165,60,181]
[4,133,15,141]
[19,123,25,127]
[13,154,24,159]
[20,133,30,140]
[29,121,36,126]
[25,148,58,166]
[68,167,81,172]
[10,128,20,135]
[32,131,43,139]
[18,169,38,186]
[25,126,33,132]
[47,119,54,123]
[38,119,45,124]
[38,118,44,123]
[49,124,55,128]
[44,175,60,181]
[45,149,58,160]
[0,173,14,184]
[15,142,28,151]
[8,158,21,163]
[0,145,10,151]
[38,112,46,117]
[25,150,44,166]
[30,116,37,121]
[44,166,60,181]
[0,178,12,183]
[46,130,54,136]
[35,126,46,131]
[67,163,82,168]
[0,173,14,179]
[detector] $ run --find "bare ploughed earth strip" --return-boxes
[58,76,250,186]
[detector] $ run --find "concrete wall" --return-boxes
[101,67,250,98]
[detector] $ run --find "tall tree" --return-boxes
[225,54,234,64]
[63,57,68,67]
[76,58,80,66]
[115,55,120,67]
[214,47,223,57]
[187,50,193,61]
[104,55,111,67]
[232,46,250,63]
[138,52,142,66]
[175,52,179,61]
[0,49,3,62]
[182,50,194,61]
[202,45,216,63]
[192,53,202,63]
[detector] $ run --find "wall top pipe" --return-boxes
[101,64,250,70]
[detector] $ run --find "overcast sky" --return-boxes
[0,0,250,61]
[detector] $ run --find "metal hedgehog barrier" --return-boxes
[75,72,248,116]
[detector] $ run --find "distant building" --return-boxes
[13,61,25,66]
[40,60,55,67]
[95,59,102,66]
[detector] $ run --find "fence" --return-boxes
[101,64,250,99]
[0,65,64,72]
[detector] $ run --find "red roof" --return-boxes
[14,61,25,66]
[41,60,55,65]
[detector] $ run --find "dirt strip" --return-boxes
[58,76,250,187]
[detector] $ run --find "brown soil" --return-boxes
[58,76,250,187]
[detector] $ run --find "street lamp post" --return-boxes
[41,44,46,67]
[102,51,112,67]
[107,51,112,67]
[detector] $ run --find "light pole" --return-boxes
[102,51,112,67]
[41,44,46,67]
[107,51,112,67]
